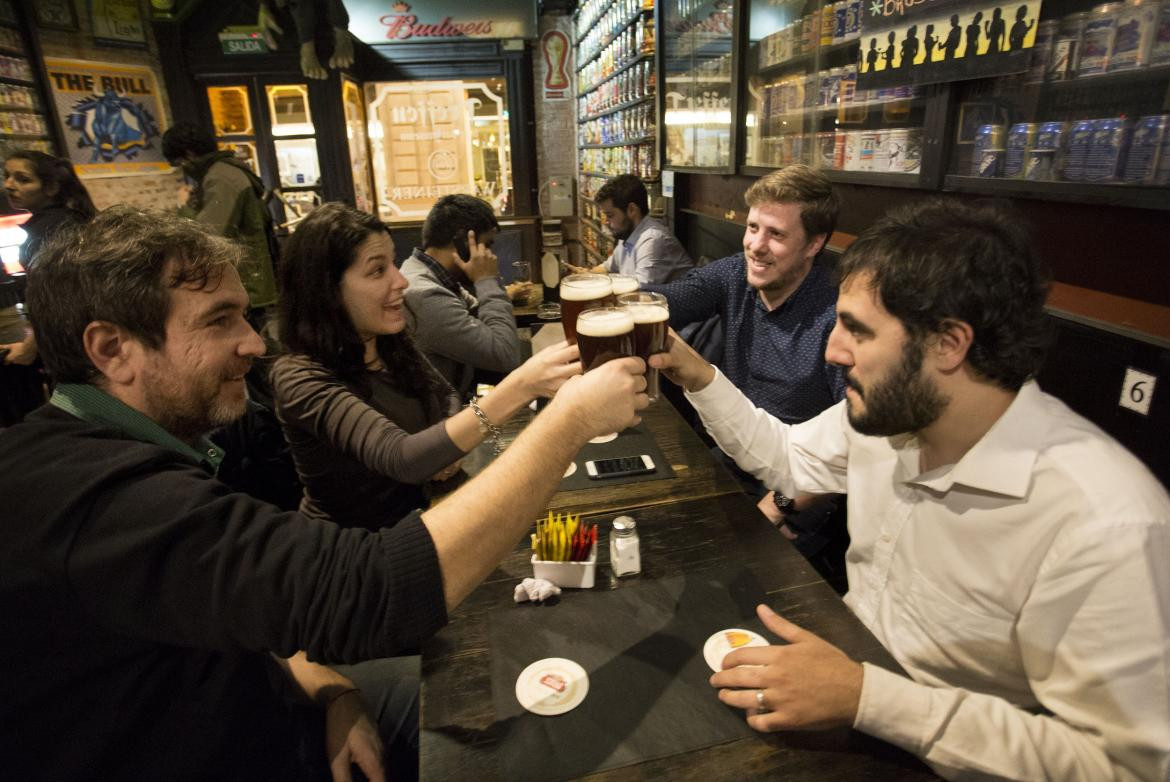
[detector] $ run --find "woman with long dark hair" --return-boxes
[5,150,96,269]
[0,150,96,424]
[272,202,579,529]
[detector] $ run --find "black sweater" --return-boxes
[0,405,448,780]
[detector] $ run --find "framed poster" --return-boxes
[43,58,168,177]
[35,0,79,31]
[89,0,147,48]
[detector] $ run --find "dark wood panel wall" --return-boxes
[674,173,1170,307]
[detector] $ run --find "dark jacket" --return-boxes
[0,404,448,780]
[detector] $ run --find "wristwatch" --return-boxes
[772,492,798,517]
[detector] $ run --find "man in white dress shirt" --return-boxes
[572,174,693,284]
[651,198,1170,781]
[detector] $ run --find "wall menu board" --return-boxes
[857,0,1041,88]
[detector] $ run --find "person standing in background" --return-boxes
[0,150,96,424]
[162,121,279,314]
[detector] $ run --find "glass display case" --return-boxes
[661,0,738,171]
[741,0,942,184]
[575,0,659,264]
[0,1,53,159]
[943,0,1170,209]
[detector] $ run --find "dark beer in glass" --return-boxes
[618,292,669,401]
[560,273,614,343]
[576,307,635,372]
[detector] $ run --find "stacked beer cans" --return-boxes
[976,116,1169,184]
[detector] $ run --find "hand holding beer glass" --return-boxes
[576,305,637,442]
[617,291,669,401]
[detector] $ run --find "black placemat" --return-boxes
[559,424,676,491]
[487,568,770,781]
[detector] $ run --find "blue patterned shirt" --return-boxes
[646,255,846,425]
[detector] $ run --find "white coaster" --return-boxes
[588,432,618,444]
[703,628,768,672]
[515,657,589,716]
[563,461,578,478]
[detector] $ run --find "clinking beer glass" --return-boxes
[560,273,614,344]
[617,291,668,401]
[575,306,635,372]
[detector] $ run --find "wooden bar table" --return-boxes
[460,392,742,519]
[459,321,741,518]
[420,492,939,781]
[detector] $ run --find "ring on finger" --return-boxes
[755,689,768,711]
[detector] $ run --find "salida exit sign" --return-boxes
[218,30,269,55]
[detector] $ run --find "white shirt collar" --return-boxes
[903,381,1045,499]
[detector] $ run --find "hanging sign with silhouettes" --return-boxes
[857,0,1041,88]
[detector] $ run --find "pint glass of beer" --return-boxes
[576,306,635,372]
[618,291,669,401]
[608,273,639,296]
[560,273,614,343]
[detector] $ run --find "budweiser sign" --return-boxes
[379,2,493,40]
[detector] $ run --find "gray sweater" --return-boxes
[271,354,462,530]
[402,250,522,397]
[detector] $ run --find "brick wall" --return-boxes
[532,12,576,208]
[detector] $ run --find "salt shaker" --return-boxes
[609,515,641,577]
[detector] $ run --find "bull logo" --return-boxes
[65,89,160,162]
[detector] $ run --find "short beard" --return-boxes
[143,368,247,445]
[846,336,947,437]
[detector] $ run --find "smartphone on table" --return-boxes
[585,454,655,480]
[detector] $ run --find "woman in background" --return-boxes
[0,151,96,424]
[273,202,579,529]
[5,150,96,270]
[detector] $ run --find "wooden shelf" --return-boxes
[579,94,654,124]
[579,135,655,150]
[577,53,653,102]
[1046,282,1170,348]
[944,175,1170,211]
[756,38,859,79]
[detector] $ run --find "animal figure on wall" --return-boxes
[65,90,160,162]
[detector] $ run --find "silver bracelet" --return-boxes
[469,397,504,455]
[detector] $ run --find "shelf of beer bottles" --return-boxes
[756,39,859,79]
[578,53,654,102]
[576,7,653,73]
[581,242,606,264]
[579,94,654,124]
[575,0,619,42]
[579,135,656,150]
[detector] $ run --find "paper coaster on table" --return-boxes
[588,432,618,444]
[515,657,589,716]
[703,629,767,672]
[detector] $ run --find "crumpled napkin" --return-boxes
[513,577,562,603]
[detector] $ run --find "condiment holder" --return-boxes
[531,542,597,589]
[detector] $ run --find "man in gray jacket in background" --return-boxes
[402,194,522,398]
